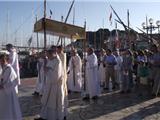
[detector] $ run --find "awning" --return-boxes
[34,18,86,39]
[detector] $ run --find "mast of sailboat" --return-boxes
[65,0,75,23]
[94,30,97,49]
[127,9,131,48]
[83,20,87,91]
[21,16,24,47]
[61,16,64,46]
[43,0,47,50]
[146,15,148,36]
[36,15,39,52]
[73,7,75,25]
[6,9,9,45]
[102,19,104,48]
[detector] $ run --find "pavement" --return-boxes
[19,78,160,120]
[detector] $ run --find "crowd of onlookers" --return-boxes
[97,44,160,97]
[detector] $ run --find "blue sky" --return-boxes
[1,0,160,47]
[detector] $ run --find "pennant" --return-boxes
[28,36,32,46]
[50,9,52,19]
[109,11,112,25]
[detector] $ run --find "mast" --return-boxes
[100,29,102,49]
[21,16,23,47]
[36,15,39,52]
[102,19,104,48]
[61,16,64,46]
[94,31,97,49]
[64,0,75,23]
[127,9,130,49]
[73,7,75,25]
[83,20,86,91]
[6,9,9,45]
[146,15,148,36]
[43,0,47,50]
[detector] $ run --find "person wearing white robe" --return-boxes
[57,46,68,119]
[33,52,45,96]
[114,50,123,89]
[0,54,22,120]
[67,49,82,92]
[36,48,64,120]
[85,48,100,99]
[6,44,20,94]
[98,49,106,87]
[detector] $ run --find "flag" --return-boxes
[109,11,112,25]
[28,36,32,46]
[50,9,52,19]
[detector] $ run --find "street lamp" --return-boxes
[156,20,160,33]
[149,18,153,41]
[142,18,160,43]
[149,18,153,25]
[142,22,148,35]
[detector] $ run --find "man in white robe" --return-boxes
[35,47,64,120]
[0,53,22,120]
[67,49,82,92]
[33,52,45,96]
[57,46,68,119]
[6,44,20,94]
[84,48,100,100]
[114,50,123,89]
[98,49,106,87]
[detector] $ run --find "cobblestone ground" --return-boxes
[19,78,160,120]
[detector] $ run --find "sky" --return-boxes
[1,0,160,47]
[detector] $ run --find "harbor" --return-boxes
[0,0,160,120]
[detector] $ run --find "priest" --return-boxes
[67,48,82,92]
[85,48,100,100]
[0,53,22,120]
[6,43,20,93]
[35,47,65,120]
[57,45,68,119]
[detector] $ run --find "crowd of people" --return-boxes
[0,43,160,120]
[33,44,160,120]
